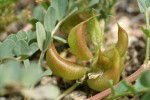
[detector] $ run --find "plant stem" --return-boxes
[146,11,150,30]
[86,64,150,100]
[38,51,45,67]
[145,10,150,62]
[107,88,150,100]
[38,9,75,66]
[55,83,79,100]
[51,20,62,36]
[145,38,150,61]
[51,8,77,36]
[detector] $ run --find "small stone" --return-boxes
[63,91,87,100]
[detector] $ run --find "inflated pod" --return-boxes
[68,22,93,60]
[116,24,128,56]
[120,57,125,74]
[103,24,128,59]
[87,49,121,91]
[46,42,88,80]
[92,50,110,72]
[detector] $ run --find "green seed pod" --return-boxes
[103,24,128,59]
[116,24,128,57]
[92,50,110,72]
[120,57,125,74]
[46,42,88,80]
[87,49,121,91]
[68,22,93,60]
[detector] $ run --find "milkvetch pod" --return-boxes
[68,22,93,60]
[103,24,128,59]
[87,49,121,91]
[92,50,110,72]
[116,24,128,57]
[46,42,88,80]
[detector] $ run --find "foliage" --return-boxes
[0,1,15,32]
[2,0,150,100]
[106,0,150,99]
[33,0,117,34]
[0,0,81,98]
[137,0,150,13]
[0,59,52,90]
[107,70,150,99]
[0,30,38,60]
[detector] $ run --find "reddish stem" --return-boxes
[87,64,149,100]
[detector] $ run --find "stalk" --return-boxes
[38,51,45,67]
[145,10,150,62]
[55,83,79,100]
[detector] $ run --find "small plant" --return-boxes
[0,0,121,99]
[87,0,150,100]
[1,0,150,100]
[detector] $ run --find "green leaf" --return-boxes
[140,70,150,87]
[14,40,30,57]
[36,22,46,51]
[33,5,45,21]
[44,7,57,32]
[43,32,51,52]
[0,39,15,60]
[0,60,21,85]
[28,19,38,26]
[20,63,42,88]
[51,0,68,20]
[87,15,102,47]
[40,69,52,77]
[88,0,99,7]
[134,78,146,90]
[29,43,39,56]
[16,30,28,41]
[40,2,49,10]
[109,80,115,96]
[53,35,67,43]
[116,80,128,95]
[122,80,137,93]
[26,30,37,44]
[6,34,18,42]
[137,0,147,13]
[14,40,39,58]
[142,93,150,100]
[145,0,150,7]
[23,59,30,68]
[141,27,150,38]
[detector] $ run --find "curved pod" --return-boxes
[103,24,128,59]
[46,42,88,80]
[116,24,128,57]
[87,49,121,91]
[92,50,110,72]
[68,22,93,60]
